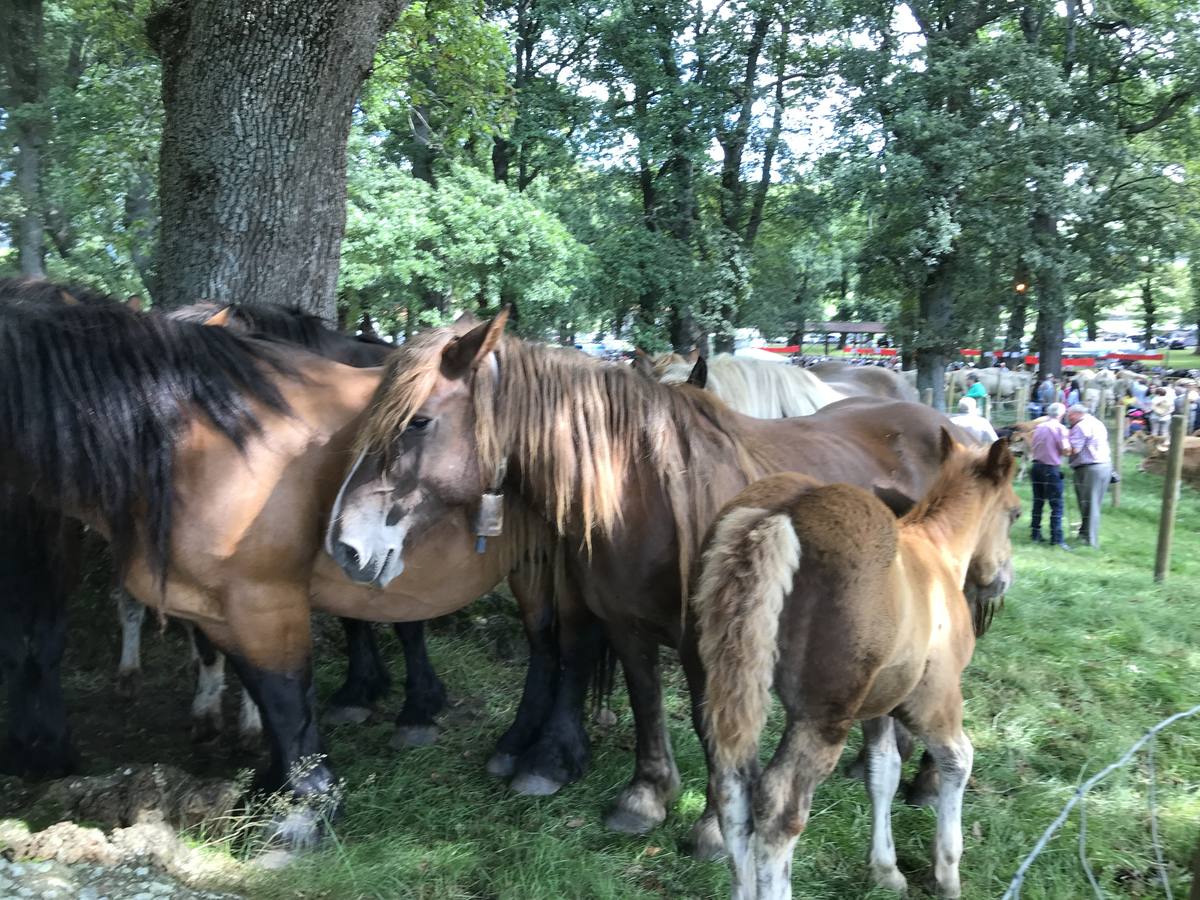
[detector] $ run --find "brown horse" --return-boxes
[806,359,918,402]
[327,314,969,850]
[694,435,1017,899]
[0,300,601,847]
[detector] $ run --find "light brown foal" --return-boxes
[694,434,1018,899]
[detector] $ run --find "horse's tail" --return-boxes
[693,505,801,769]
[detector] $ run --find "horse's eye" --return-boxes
[406,416,432,434]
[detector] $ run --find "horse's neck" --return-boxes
[902,488,983,588]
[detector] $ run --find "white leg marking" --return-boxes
[865,718,907,892]
[716,767,756,900]
[238,686,263,739]
[929,733,973,899]
[191,644,226,725]
[115,589,144,676]
[753,832,799,900]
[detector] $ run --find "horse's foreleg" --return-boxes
[324,618,391,726]
[225,650,335,850]
[0,507,78,778]
[603,629,679,834]
[390,620,447,748]
[863,716,908,893]
[507,576,603,797]
[114,589,145,698]
[487,566,559,781]
[189,627,226,743]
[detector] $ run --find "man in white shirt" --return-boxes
[950,397,999,444]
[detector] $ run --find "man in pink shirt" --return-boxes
[1067,404,1113,548]
[1029,402,1071,549]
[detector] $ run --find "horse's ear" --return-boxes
[441,307,509,378]
[684,347,701,364]
[125,294,143,312]
[631,348,655,379]
[59,289,80,306]
[687,355,708,389]
[203,306,234,327]
[983,438,1016,484]
[454,310,482,329]
[938,426,956,463]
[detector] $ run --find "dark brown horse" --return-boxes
[0,299,600,847]
[695,435,1016,898]
[326,314,966,852]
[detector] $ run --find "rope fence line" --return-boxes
[1001,703,1200,899]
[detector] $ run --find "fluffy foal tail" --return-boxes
[694,506,801,768]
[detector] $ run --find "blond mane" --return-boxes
[656,353,848,418]
[357,329,769,598]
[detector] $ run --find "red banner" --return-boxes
[1105,352,1164,361]
[762,345,799,353]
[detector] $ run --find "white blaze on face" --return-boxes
[326,449,412,587]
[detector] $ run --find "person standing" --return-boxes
[951,397,999,443]
[1029,402,1071,549]
[1036,375,1056,415]
[965,373,989,418]
[1066,403,1113,548]
[1149,387,1173,448]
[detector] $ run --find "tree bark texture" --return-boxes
[915,259,954,410]
[0,0,48,276]
[149,0,408,318]
[1032,211,1065,379]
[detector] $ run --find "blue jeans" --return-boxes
[1031,461,1064,544]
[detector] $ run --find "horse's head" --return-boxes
[326,313,508,587]
[961,436,1020,633]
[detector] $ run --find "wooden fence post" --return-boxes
[1112,402,1124,508]
[1153,414,1187,582]
[947,374,957,413]
[921,387,934,408]
[1016,382,1029,423]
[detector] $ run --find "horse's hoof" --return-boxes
[485,753,518,778]
[323,705,372,726]
[871,864,908,893]
[604,806,663,834]
[926,872,960,899]
[262,807,325,852]
[509,773,564,797]
[390,725,438,749]
[115,670,140,699]
[686,815,726,861]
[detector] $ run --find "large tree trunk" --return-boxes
[0,0,48,276]
[915,259,954,409]
[149,0,407,318]
[1032,211,1065,379]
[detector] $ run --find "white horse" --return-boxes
[656,354,848,417]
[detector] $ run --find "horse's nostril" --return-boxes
[337,542,360,568]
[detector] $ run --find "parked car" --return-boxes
[1168,328,1197,350]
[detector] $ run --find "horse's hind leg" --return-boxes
[325,618,391,725]
[752,720,848,900]
[189,626,226,742]
[114,589,145,698]
[679,620,726,861]
[237,685,264,749]
[862,716,907,892]
[904,749,940,808]
[390,620,447,748]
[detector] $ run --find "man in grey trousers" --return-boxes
[1066,403,1112,548]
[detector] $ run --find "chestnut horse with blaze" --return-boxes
[0,301,599,847]
[695,435,1017,899]
[326,313,982,858]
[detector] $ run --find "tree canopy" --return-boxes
[2,0,1198,366]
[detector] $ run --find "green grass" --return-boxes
[184,467,1199,899]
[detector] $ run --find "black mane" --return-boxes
[0,276,115,307]
[170,302,393,367]
[0,300,297,585]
